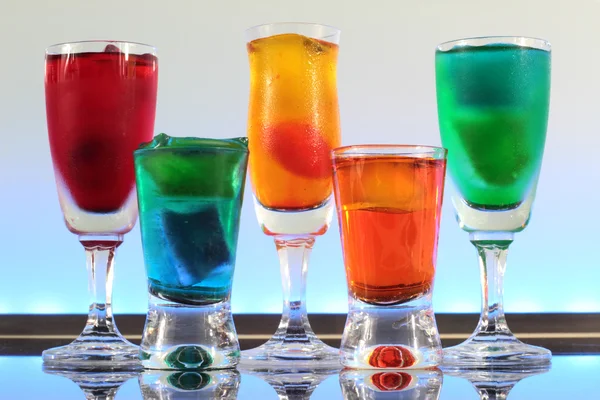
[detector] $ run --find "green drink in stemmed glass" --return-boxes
[435,37,552,368]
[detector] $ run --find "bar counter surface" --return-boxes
[0,355,597,399]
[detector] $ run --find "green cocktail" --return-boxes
[134,133,248,370]
[135,133,248,305]
[435,37,552,368]
[436,43,551,209]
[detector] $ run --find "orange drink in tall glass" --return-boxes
[241,23,341,368]
[247,31,340,211]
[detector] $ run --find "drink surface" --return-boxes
[46,50,158,213]
[247,33,340,210]
[333,156,446,305]
[135,134,248,305]
[436,43,550,209]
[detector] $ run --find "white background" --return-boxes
[0,0,597,314]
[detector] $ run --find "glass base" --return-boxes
[42,333,140,371]
[443,334,552,369]
[340,297,442,369]
[140,294,240,370]
[240,337,340,371]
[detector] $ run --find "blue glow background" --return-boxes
[0,0,597,315]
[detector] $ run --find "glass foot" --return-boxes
[240,337,341,371]
[443,334,551,369]
[43,333,141,371]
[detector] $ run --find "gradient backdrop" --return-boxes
[0,0,597,315]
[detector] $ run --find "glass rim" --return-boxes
[134,137,249,155]
[332,144,447,159]
[436,36,551,52]
[245,22,340,43]
[45,40,157,55]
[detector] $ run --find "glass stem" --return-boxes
[79,234,123,337]
[272,235,316,343]
[470,231,514,337]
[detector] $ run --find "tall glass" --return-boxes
[134,134,248,370]
[332,145,447,369]
[435,36,552,367]
[43,40,158,369]
[242,22,341,367]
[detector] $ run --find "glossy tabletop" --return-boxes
[1,355,598,399]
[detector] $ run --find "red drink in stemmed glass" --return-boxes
[45,44,158,233]
[43,41,158,370]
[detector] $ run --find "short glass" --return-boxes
[139,370,240,399]
[435,36,552,368]
[340,369,443,399]
[134,133,248,370]
[43,40,158,370]
[332,145,447,369]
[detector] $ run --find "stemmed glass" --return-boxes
[435,36,551,367]
[241,23,341,367]
[43,41,158,369]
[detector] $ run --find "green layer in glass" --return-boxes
[436,43,550,209]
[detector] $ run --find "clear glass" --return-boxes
[43,40,158,370]
[435,36,552,367]
[339,369,443,399]
[332,145,447,369]
[134,134,249,370]
[241,22,342,369]
[139,370,240,399]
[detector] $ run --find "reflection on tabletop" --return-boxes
[442,365,550,400]
[42,368,138,400]
[340,369,442,400]
[2,356,599,399]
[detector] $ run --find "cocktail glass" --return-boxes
[139,370,240,399]
[134,133,248,370]
[332,145,447,369]
[340,369,443,400]
[435,36,552,367]
[241,23,342,367]
[43,40,158,370]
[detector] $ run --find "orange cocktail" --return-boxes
[333,148,447,305]
[247,33,340,210]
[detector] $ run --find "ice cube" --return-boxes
[303,37,326,54]
[104,44,121,53]
[162,206,231,287]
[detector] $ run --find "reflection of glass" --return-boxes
[435,37,552,367]
[135,134,248,369]
[43,40,158,370]
[43,368,138,400]
[139,370,240,399]
[444,366,550,400]
[332,145,446,369]
[340,369,443,399]
[248,369,337,400]
[241,23,341,367]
